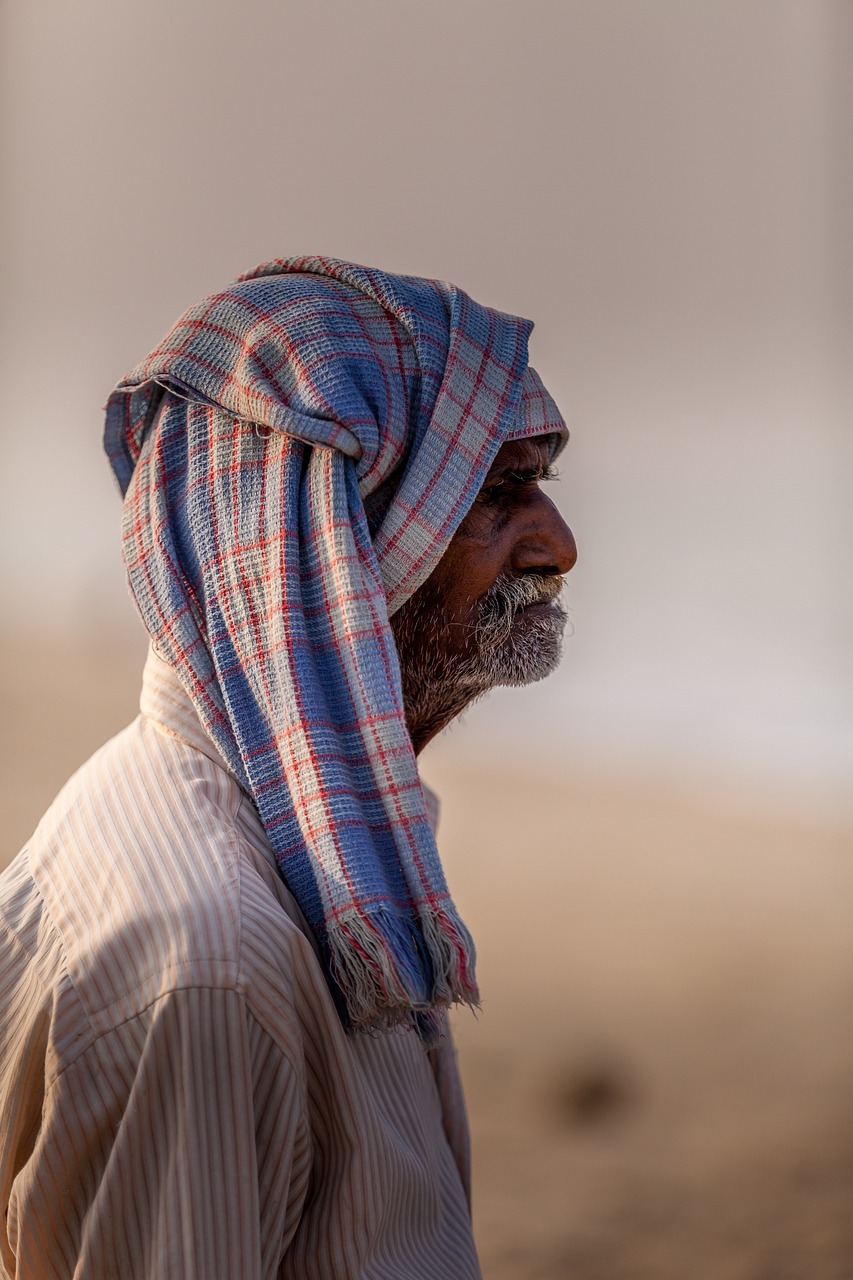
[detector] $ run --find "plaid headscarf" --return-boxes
[104,256,566,1033]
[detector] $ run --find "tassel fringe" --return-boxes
[325,902,480,1035]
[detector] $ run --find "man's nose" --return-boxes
[512,495,577,577]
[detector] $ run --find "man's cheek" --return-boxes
[452,502,503,547]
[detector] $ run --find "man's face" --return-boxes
[392,432,577,751]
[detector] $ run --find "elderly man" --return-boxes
[0,257,576,1279]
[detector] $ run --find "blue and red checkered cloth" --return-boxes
[104,256,566,1032]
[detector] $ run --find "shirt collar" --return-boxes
[139,645,239,778]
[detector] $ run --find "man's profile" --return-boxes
[0,256,576,1279]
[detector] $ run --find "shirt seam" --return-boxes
[46,981,305,1089]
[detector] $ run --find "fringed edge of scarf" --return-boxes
[322,901,480,1042]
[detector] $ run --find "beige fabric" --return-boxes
[0,650,479,1280]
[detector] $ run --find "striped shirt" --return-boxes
[0,649,479,1280]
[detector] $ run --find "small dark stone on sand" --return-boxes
[548,1060,637,1126]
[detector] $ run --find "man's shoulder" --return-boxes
[22,714,317,1037]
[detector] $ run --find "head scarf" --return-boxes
[104,255,567,1033]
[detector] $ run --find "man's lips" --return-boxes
[511,584,565,622]
[473,574,565,635]
[519,582,564,611]
[517,598,563,618]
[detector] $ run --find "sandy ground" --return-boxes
[2,631,852,1279]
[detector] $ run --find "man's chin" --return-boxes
[487,607,566,688]
[392,594,567,749]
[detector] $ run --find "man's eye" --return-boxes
[475,479,505,505]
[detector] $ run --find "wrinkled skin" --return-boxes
[391,432,577,753]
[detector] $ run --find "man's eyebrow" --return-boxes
[485,451,553,481]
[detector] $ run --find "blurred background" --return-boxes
[1,2,851,1276]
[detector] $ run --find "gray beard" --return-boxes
[392,572,567,745]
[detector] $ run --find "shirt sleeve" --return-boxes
[7,985,311,1280]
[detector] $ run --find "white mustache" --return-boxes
[476,573,565,646]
